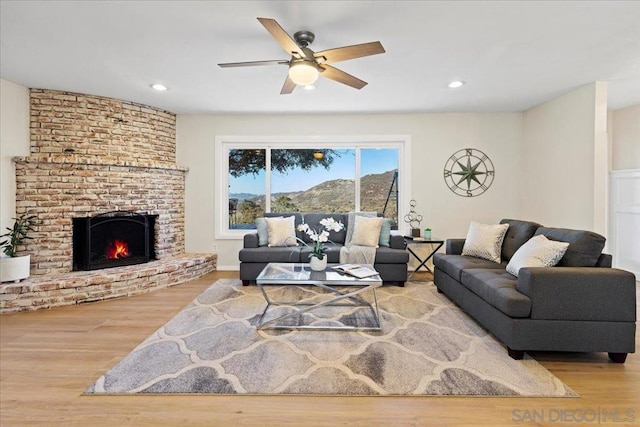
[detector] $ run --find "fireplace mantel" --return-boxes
[13,155,189,172]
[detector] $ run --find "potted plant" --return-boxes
[0,213,35,283]
[297,217,345,271]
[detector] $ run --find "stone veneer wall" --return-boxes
[13,89,187,275]
[0,254,216,313]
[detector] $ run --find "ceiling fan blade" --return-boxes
[257,17,306,58]
[280,75,296,95]
[218,59,289,68]
[319,65,367,89]
[314,41,385,64]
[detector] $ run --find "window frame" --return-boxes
[214,135,412,239]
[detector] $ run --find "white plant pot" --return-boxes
[309,256,327,272]
[0,255,31,283]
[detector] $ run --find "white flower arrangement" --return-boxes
[297,217,345,260]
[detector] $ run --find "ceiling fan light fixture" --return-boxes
[288,61,319,86]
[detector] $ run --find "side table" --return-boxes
[404,236,444,279]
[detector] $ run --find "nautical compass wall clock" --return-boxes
[443,148,495,197]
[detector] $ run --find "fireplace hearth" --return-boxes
[73,212,157,271]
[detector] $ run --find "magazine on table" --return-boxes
[332,264,379,278]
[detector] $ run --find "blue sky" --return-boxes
[229,148,398,195]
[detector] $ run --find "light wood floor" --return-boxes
[1,271,638,426]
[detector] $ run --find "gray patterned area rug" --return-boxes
[86,279,576,397]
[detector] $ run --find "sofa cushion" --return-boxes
[499,219,542,261]
[505,235,569,277]
[266,216,299,247]
[460,269,532,318]
[534,227,605,267]
[300,213,347,244]
[239,247,302,263]
[461,222,509,263]
[433,253,503,282]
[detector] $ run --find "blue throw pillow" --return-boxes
[379,218,392,247]
[255,217,270,246]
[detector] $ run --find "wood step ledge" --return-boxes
[0,254,217,314]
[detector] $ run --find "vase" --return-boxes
[0,255,31,283]
[309,255,327,271]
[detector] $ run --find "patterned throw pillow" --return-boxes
[265,216,298,247]
[506,234,570,277]
[461,221,510,263]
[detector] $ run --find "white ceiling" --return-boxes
[1,1,639,115]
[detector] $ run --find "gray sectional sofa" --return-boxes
[434,219,637,363]
[239,212,409,286]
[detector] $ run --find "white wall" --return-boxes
[610,104,640,171]
[521,82,608,233]
[2,81,615,271]
[0,79,30,235]
[177,113,523,269]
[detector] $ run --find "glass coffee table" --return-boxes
[255,263,382,331]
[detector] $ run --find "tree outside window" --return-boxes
[226,145,400,230]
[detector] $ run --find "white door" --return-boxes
[610,169,640,277]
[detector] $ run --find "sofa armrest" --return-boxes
[446,239,465,255]
[517,267,636,322]
[389,231,406,249]
[243,231,259,248]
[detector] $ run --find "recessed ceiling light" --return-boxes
[448,80,465,89]
[151,83,168,91]
[303,84,316,91]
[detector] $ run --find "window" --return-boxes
[271,148,355,214]
[216,136,411,238]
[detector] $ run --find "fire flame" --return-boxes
[106,239,130,259]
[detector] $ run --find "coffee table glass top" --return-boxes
[255,263,382,330]
[256,262,381,285]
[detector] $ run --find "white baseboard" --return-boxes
[215,265,240,271]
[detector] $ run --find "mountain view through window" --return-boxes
[228,147,399,229]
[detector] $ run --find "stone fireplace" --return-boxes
[14,89,186,275]
[1,89,217,313]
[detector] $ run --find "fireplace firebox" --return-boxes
[72,212,157,271]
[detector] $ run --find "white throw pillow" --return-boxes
[350,216,383,247]
[506,234,570,277]
[461,221,509,263]
[345,212,378,246]
[265,216,298,247]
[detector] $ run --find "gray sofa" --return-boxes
[434,219,637,363]
[239,212,409,286]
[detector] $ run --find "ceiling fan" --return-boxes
[218,18,385,94]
